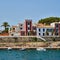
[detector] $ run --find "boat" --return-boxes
[8,47,12,50]
[20,48,26,51]
[36,47,46,51]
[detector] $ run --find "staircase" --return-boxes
[37,36,46,41]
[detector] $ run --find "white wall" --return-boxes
[37,28,46,36]
[50,23,55,27]
[37,27,53,36]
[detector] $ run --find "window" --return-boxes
[21,24,23,26]
[39,33,40,35]
[43,28,45,32]
[20,28,22,30]
[28,22,30,25]
[56,29,58,32]
[47,29,51,31]
[28,25,30,27]
[28,27,30,30]
[11,34,14,36]
[55,33,58,35]
[13,28,15,30]
[43,33,45,36]
[56,24,58,28]
[39,29,41,32]
[47,29,49,31]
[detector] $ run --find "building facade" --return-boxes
[50,22,60,36]
[9,19,37,36]
[55,23,60,36]
[9,20,60,37]
[9,26,20,36]
[37,24,54,37]
[23,20,32,35]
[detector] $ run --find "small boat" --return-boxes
[36,47,46,51]
[20,48,26,51]
[8,47,12,50]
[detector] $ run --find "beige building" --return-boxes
[9,26,20,36]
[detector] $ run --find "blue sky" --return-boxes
[0,0,60,26]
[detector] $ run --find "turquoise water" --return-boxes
[0,49,60,60]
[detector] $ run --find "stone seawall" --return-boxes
[0,36,39,43]
[0,36,60,48]
[43,37,60,41]
[0,36,60,43]
[0,36,48,47]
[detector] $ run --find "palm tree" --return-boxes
[1,22,10,33]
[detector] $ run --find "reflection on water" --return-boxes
[0,49,60,60]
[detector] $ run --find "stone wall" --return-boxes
[0,37,38,43]
[0,36,60,43]
[43,37,60,41]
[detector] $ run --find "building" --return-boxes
[17,20,33,36]
[17,23,25,36]
[17,23,23,31]
[50,22,60,36]
[55,23,60,36]
[23,20,36,36]
[9,20,60,36]
[9,19,37,36]
[9,26,20,36]
[32,24,37,35]
[37,24,54,37]
[23,20,32,36]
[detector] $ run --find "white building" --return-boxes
[50,22,60,27]
[37,24,54,37]
[17,23,23,31]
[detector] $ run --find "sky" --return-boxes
[0,0,60,26]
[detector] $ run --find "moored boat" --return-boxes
[8,47,12,50]
[36,47,46,51]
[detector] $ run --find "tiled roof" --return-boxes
[37,24,54,28]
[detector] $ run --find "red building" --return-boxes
[55,23,60,36]
[18,19,36,36]
[23,20,32,35]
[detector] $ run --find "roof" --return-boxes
[32,23,37,27]
[25,19,32,22]
[12,26,17,28]
[37,23,54,28]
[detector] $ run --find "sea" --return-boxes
[0,49,60,60]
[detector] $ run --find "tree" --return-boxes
[1,22,10,33]
[38,17,60,25]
